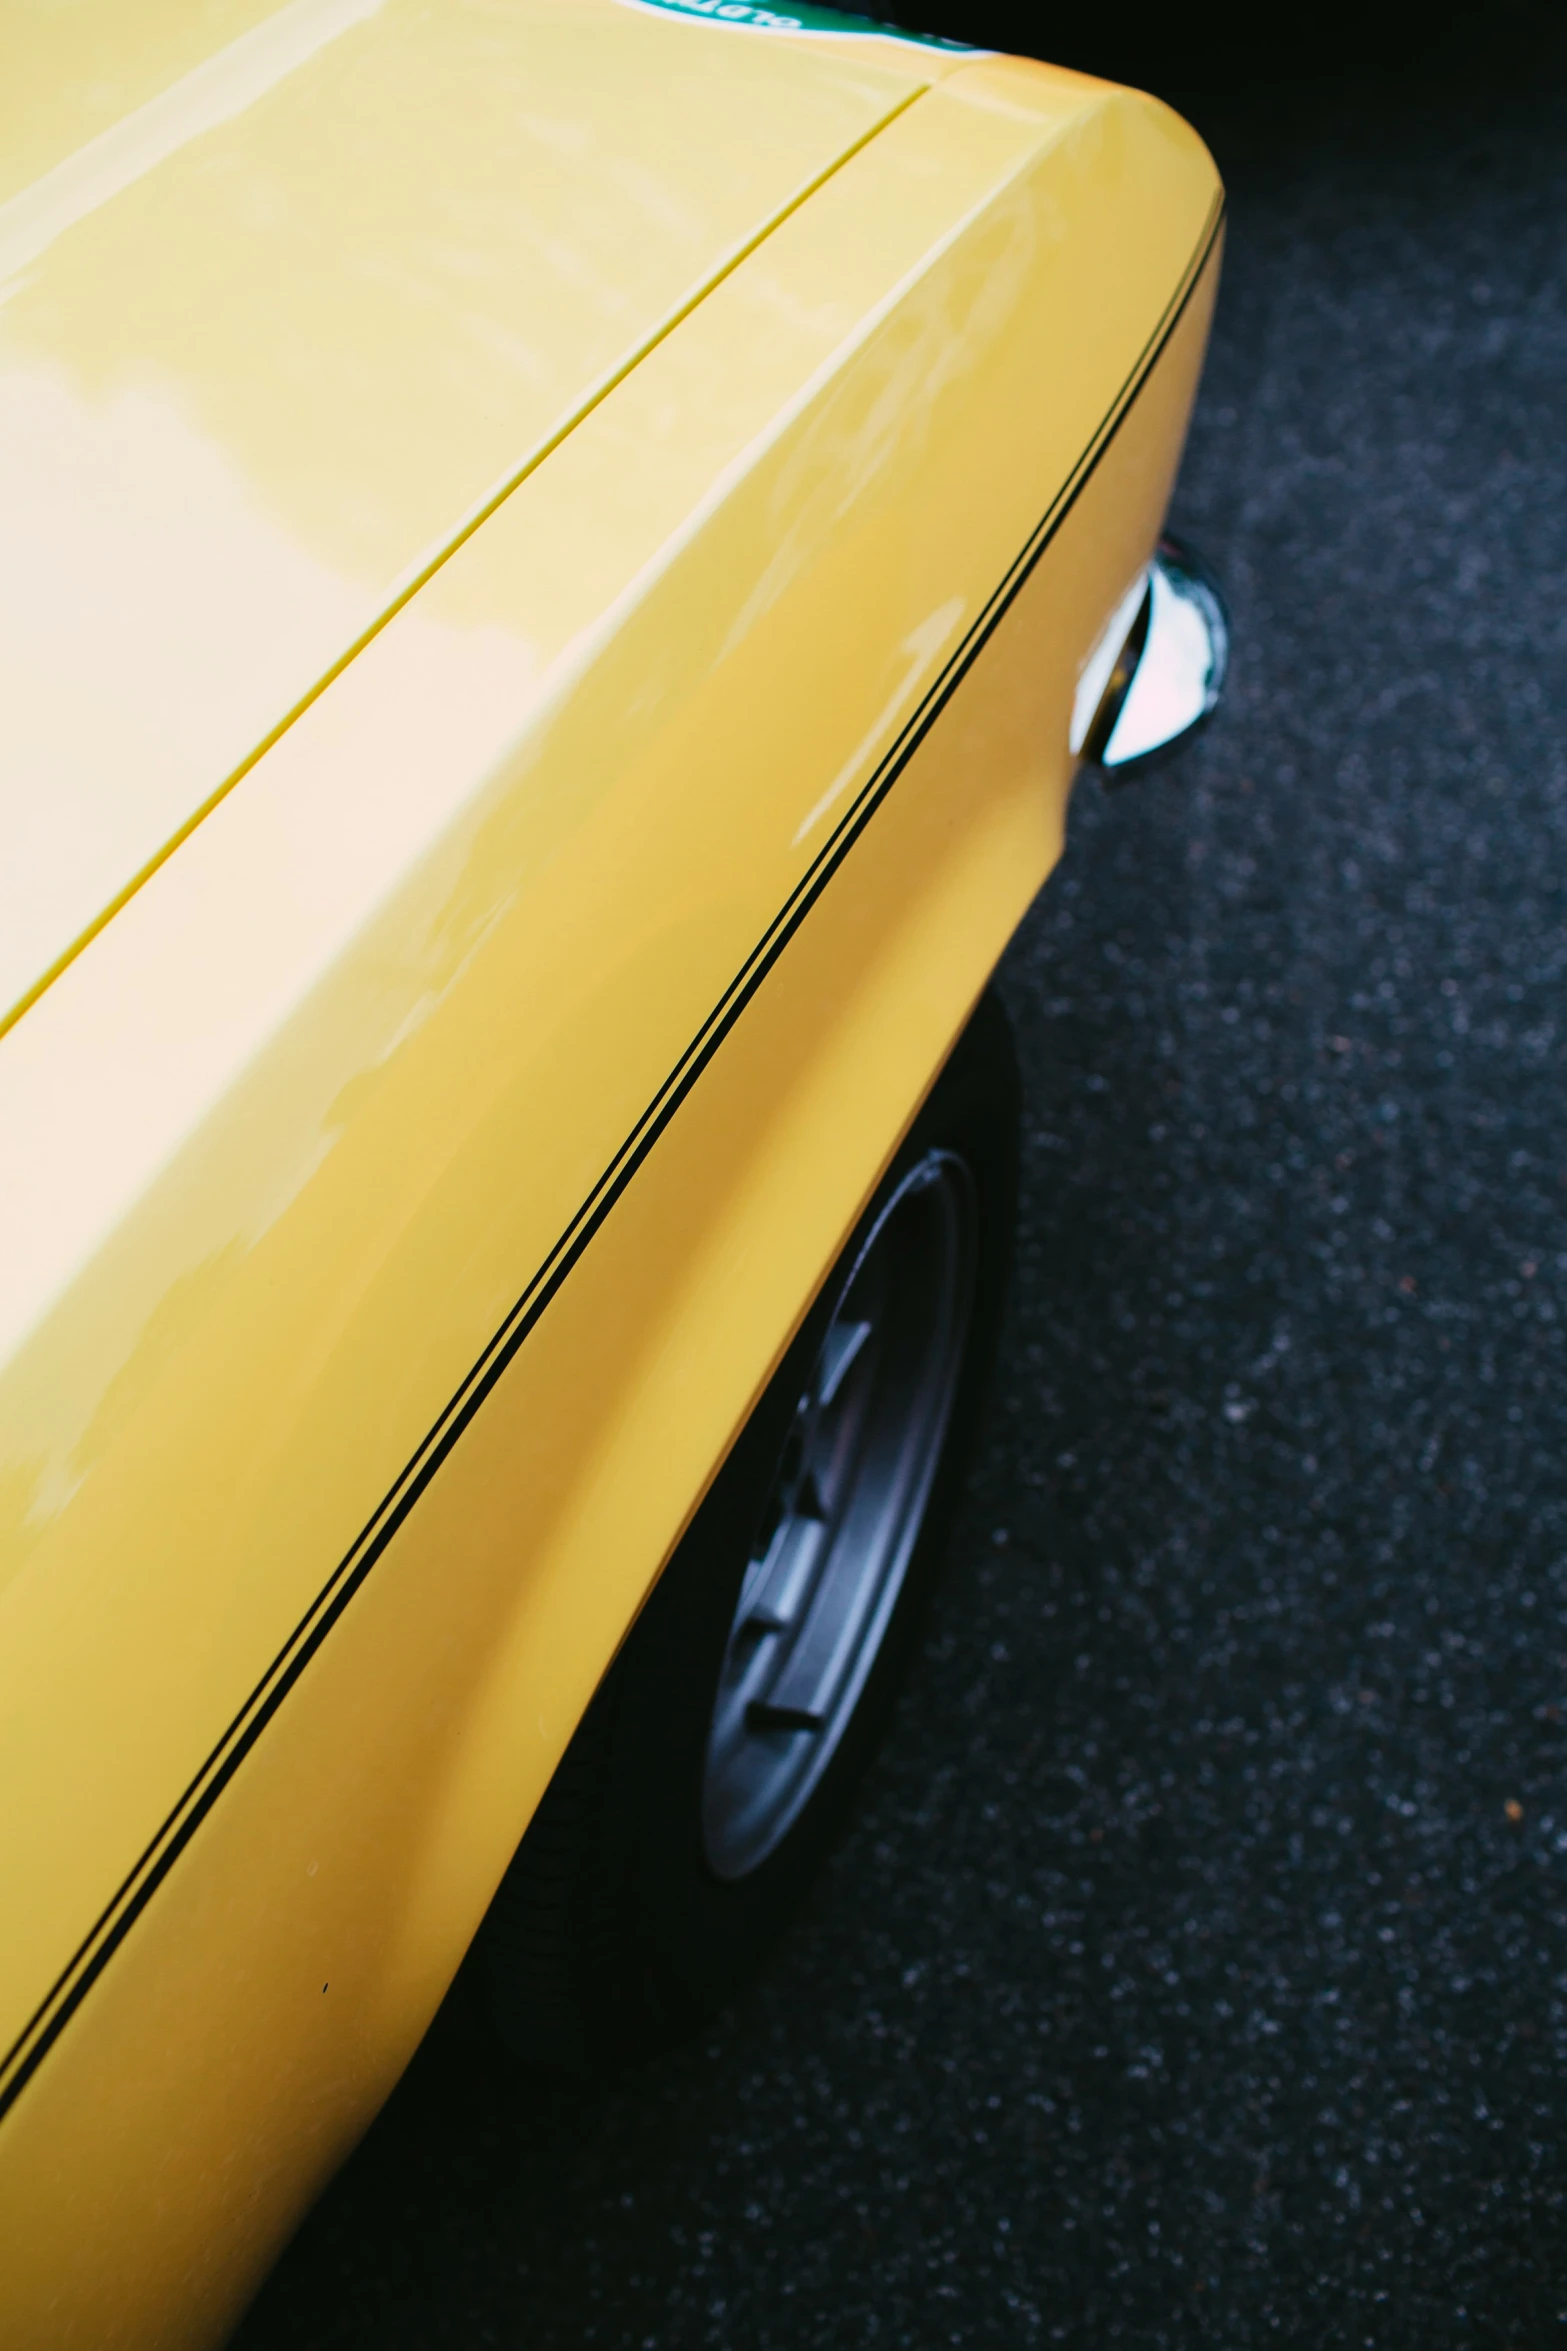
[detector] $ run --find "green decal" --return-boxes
[618,0,979,49]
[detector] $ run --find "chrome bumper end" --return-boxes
[1071,538,1230,783]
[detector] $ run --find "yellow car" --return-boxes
[0,2,1226,2341]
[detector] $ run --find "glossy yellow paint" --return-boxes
[0,21,1220,2347]
[0,0,932,1030]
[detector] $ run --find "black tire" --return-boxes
[477,985,1020,2071]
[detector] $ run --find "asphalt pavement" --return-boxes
[236,64,1567,2351]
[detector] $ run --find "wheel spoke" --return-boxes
[737,1513,824,1637]
[815,1316,872,1408]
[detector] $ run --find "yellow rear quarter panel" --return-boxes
[0,52,1220,2349]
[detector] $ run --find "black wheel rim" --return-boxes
[700,1150,977,1882]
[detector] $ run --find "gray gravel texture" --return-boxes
[236,76,1567,2351]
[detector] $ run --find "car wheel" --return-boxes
[478,985,1020,2070]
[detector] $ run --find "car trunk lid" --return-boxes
[0,0,938,1029]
